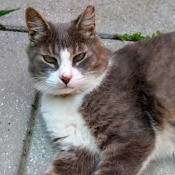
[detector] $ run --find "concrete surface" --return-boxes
[24,112,55,175]
[0,31,35,175]
[143,159,175,175]
[0,0,175,175]
[1,0,175,35]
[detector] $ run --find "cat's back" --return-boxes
[115,31,175,81]
[110,31,175,123]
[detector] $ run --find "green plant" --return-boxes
[0,8,20,29]
[114,30,161,41]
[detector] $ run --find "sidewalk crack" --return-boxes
[17,92,40,175]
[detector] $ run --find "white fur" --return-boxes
[59,48,72,78]
[152,126,175,159]
[139,126,175,174]
[41,92,99,153]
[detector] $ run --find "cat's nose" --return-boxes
[60,75,72,85]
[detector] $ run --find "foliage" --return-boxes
[0,8,20,17]
[0,8,20,29]
[114,30,161,41]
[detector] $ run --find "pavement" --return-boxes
[0,0,175,175]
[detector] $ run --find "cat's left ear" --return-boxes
[75,5,96,37]
[25,7,50,42]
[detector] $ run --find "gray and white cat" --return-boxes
[25,5,175,175]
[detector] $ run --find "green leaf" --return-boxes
[0,23,5,29]
[114,33,123,40]
[122,33,130,40]
[156,30,161,35]
[0,8,20,17]
[131,32,145,41]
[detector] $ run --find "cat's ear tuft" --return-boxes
[25,7,50,42]
[75,5,96,37]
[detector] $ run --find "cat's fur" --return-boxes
[25,5,175,175]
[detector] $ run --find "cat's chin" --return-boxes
[58,87,76,96]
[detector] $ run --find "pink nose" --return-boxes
[61,75,72,85]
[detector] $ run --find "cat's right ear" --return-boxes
[25,7,50,42]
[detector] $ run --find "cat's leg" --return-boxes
[46,147,98,175]
[93,141,154,175]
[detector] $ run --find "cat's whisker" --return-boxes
[23,78,34,88]
[38,84,54,93]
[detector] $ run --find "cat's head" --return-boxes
[25,6,109,96]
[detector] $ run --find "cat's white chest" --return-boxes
[41,93,98,153]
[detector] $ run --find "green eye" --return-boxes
[73,53,86,63]
[43,55,57,64]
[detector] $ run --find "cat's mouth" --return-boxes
[59,86,76,97]
[61,85,75,93]
[64,86,74,89]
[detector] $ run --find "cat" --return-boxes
[25,5,175,175]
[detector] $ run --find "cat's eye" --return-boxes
[73,53,86,63]
[43,55,57,64]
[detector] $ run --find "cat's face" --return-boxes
[26,6,108,96]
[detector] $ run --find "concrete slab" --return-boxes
[0,31,35,175]
[24,112,55,175]
[1,0,175,35]
[143,159,175,175]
